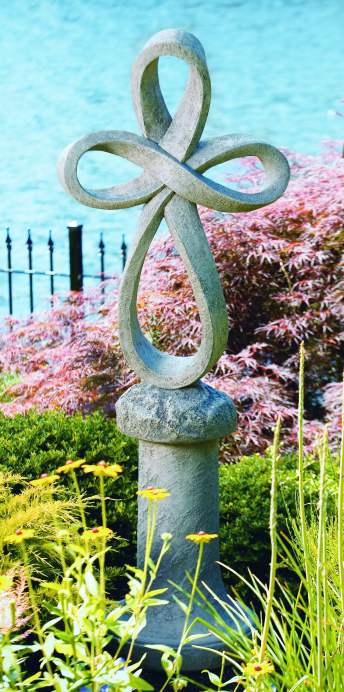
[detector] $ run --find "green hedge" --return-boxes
[0,410,338,591]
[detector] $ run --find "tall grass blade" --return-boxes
[259,415,280,664]
[297,342,317,681]
[338,378,344,614]
[316,429,328,690]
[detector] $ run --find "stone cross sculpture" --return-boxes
[58,29,289,671]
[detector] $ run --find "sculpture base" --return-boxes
[133,629,237,672]
[116,381,242,672]
[130,587,248,671]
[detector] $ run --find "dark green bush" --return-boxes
[0,410,339,592]
[0,409,136,478]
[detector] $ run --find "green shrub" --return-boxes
[0,470,81,579]
[0,410,138,590]
[0,409,137,478]
[0,410,339,591]
[219,449,338,586]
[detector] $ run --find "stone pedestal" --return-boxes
[116,380,241,671]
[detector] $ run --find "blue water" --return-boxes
[0,0,343,315]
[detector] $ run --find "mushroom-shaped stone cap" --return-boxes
[115,381,237,444]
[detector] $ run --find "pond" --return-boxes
[0,0,343,315]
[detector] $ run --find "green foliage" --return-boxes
[0,487,167,691]
[0,366,343,689]
[219,449,338,585]
[0,409,137,479]
[201,352,344,691]
[0,410,138,587]
[0,471,81,579]
[0,409,340,592]
[201,433,344,691]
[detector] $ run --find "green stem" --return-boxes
[259,416,280,664]
[178,544,204,645]
[115,521,167,665]
[21,545,58,690]
[218,652,226,690]
[146,532,169,593]
[160,543,204,692]
[338,378,344,615]
[62,577,78,668]
[71,469,87,531]
[316,430,328,691]
[45,484,73,672]
[99,475,106,605]
[21,547,44,648]
[142,500,154,591]
[322,526,328,671]
[48,485,68,576]
[297,342,317,681]
[125,501,157,665]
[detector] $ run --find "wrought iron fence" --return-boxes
[1,223,128,316]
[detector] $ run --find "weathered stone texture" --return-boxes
[116,380,237,443]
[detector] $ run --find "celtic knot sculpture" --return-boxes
[58,28,289,389]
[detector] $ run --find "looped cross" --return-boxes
[58,28,290,389]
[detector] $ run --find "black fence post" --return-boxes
[6,228,13,315]
[68,221,83,291]
[26,229,34,313]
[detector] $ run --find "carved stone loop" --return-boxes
[58,28,290,389]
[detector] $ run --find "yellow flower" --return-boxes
[56,459,86,473]
[82,461,123,478]
[242,659,274,678]
[6,529,35,545]
[29,473,60,487]
[185,531,218,544]
[82,527,114,542]
[137,487,170,501]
